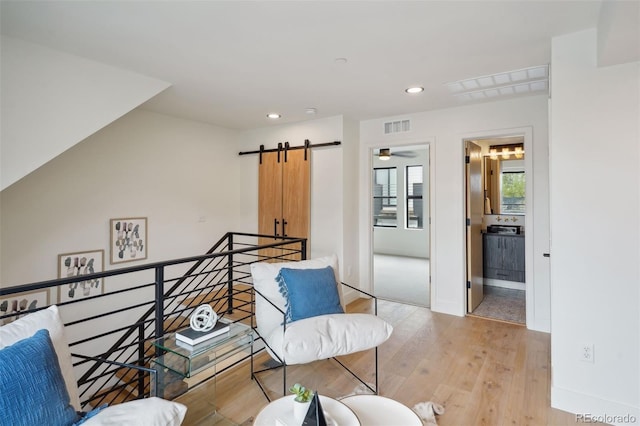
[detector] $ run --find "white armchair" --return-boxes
[250,254,392,399]
[0,305,187,426]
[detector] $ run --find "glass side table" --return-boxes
[151,318,253,425]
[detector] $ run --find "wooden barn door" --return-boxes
[258,148,310,261]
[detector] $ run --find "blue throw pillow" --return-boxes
[0,329,79,426]
[277,266,344,323]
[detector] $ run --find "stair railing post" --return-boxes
[154,266,165,344]
[154,265,165,399]
[137,323,146,397]
[301,239,307,260]
[226,233,234,314]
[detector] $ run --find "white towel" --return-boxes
[413,401,445,426]
[485,197,492,214]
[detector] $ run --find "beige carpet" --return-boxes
[471,285,525,324]
[373,254,430,307]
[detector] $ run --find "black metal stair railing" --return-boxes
[0,232,306,408]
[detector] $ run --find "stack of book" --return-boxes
[175,321,230,351]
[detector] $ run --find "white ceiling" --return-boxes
[0,1,607,130]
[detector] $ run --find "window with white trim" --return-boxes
[373,167,397,227]
[406,165,423,229]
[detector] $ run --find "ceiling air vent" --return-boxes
[384,119,411,134]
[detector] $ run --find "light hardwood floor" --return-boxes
[178,299,583,426]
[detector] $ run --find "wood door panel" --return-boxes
[282,149,310,239]
[258,152,283,260]
[257,149,310,261]
[282,149,310,259]
[466,141,484,312]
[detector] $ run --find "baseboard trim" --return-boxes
[551,385,639,425]
[484,279,525,291]
[431,299,464,317]
[527,317,550,333]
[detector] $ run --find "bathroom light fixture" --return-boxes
[405,86,424,94]
[266,113,281,119]
[514,146,524,159]
[379,148,391,161]
[485,144,525,159]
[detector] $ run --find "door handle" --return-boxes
[543,253,550,258]
[282,218,288,237]
[274,218,280,237]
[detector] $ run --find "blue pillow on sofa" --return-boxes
[0,328,79,426]
[277,266,344,323]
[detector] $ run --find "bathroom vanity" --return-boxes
[483,225,525,283]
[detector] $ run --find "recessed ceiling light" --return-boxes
[405,86,424,94]
[266,113,281,119]
[305,108,317,114]
[334,57,348,64]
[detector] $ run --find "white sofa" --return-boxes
[0,305,187,426]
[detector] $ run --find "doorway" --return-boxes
[464,134,528,325]
[371,144,430,307]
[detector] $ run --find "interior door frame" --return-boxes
[363,138,435,306]
[461,127,534,325]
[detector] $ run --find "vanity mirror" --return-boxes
[484,143,525,215]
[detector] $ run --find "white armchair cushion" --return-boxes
[81,397,187,426]
[251,254,341,340]
[0,305,81,410]
[266,313,393,365]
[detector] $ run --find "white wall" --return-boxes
[237,116,359,284]
[1,109,241,288]
[360,95,550,332]
[342,118,361,286]
[550,29,640,421]
[0,36,171,191]
[372,147,430,258]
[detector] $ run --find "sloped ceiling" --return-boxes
[1,37,170,190]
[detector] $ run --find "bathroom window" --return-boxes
[500,171,525,214]
[373,167,397,227]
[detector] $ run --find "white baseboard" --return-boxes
[343,288,361,305]
[551,385,640,425]
[527,317,550,333]
[431,298,464,317]
[484,278,525,291]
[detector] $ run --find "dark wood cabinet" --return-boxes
[483,233,525,282]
